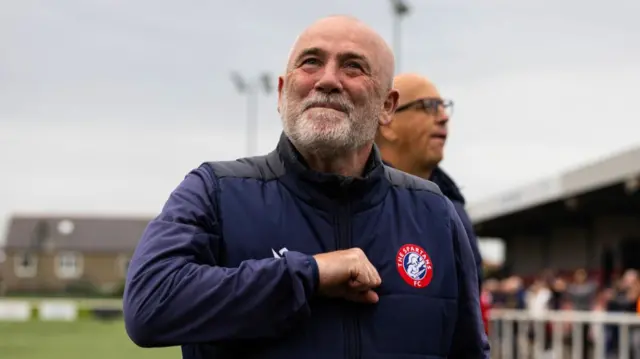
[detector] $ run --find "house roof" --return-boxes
[3,214,153,253]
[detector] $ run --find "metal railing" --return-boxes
[489,309,640,359]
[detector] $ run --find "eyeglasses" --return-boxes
[395,98,454,118]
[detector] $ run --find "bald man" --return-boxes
[376,73,484,293]
[124,16,489,359]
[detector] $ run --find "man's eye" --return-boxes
[434,100,445,109]
[421,100,444,113]
[345,62,363,70]
[301,58,320,66]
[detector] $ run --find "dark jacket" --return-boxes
[123,133,490,359]
[430,167,484,290]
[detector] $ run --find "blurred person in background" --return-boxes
[548,276,567,311]
[525,278,553,356]
[483,278,500,299]
[490,276,526,310]
[123,15,489,359]
[507,276,526,358]
[539,269,566,310]
[567,268,597,311]
[480,280,496,334]
[375,73,484,292]
[629,281,640,359]
[567,269,597,359]
[606,269,640,358]
[526,278,551,318]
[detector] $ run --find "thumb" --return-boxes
[345,289,379,304]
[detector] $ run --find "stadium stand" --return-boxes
[468,145,640,277]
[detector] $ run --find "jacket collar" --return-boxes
[429,167,465,204]
[381,160,465,205]
[275,132,389,212]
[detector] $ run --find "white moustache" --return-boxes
[303,96,352,113]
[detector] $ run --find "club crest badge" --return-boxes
[396,244,433,288]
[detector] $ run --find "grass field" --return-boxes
[0,320,180,359]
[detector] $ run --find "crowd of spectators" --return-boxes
[484,268,640,358]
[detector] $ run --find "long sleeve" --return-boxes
[123,165,318,347]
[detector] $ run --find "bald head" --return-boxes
[286,15,395,90]
[277,15,400,159]
[376,73,449,179]
[393,73,442,108]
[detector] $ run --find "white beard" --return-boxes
[280,92,381,156]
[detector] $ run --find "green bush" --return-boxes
[64,280,101,297]
[110,281,126,298]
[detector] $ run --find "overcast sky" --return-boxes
[1,0,639,242]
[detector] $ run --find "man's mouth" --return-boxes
[431,132,447,141]
[306,102,346,113]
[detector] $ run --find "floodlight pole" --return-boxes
[230,72,272,157]
[391,0,411,74]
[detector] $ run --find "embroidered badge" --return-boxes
[396,244,433,288]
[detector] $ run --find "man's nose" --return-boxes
[435,112,449,126]
[314,65,343,94]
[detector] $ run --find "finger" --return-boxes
[348,277,370,291]
[364,262,381,287]
[345,289,379,304]
[370,266,382,287]
[362,289,379,303]
[349,263,373,290]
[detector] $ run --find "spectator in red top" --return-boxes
[480,286,492,334]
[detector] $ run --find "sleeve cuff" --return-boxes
[307,255,320,294]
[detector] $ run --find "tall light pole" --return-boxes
[390,0,411,74]
[230,72,273,157]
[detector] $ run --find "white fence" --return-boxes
[0,298,122,322]
[0,299,78,321]
[489,309,640,359]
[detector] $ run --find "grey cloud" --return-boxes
[1,0,639,241]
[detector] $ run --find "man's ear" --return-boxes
[379,88,399,125]
[277,76,285,113]
[377,123,397,143]
[378,111,398,143]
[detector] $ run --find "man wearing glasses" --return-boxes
[376,73,484,295]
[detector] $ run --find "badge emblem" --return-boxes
[396,244,433,288]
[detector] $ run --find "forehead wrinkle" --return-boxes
[285,16,393,87]
[297,47,369,66]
